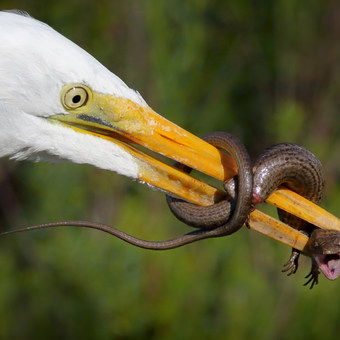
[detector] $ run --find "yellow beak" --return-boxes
[51,86,340,250]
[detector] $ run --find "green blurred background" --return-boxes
[1,0,340,339]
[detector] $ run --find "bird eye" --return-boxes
[62,85,89,110]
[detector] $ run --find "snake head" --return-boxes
[309,229,340,280]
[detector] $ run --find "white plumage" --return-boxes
[0,11,143,177]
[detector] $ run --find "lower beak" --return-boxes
[51,92,233,205]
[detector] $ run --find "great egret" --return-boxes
[2,10,340,260]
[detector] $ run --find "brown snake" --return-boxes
[0,132,327,269]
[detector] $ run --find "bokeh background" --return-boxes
[1,1,340,339]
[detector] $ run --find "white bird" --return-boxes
[0,10,233,205]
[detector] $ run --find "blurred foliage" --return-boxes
[1,0,340,339]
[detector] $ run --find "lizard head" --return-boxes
[309,229,340,280]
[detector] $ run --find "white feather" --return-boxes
[0,11,146,178]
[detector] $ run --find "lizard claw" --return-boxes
[282,250,300,276]
[303,259,319,289]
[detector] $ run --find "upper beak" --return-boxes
[51,91,234,205]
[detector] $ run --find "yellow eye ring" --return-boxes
[61,84,89,110]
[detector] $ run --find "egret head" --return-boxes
[0,11,145,175]
[0,11,233,203]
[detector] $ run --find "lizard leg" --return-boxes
[282,249,300,276]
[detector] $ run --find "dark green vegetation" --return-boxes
[1,1,340,339]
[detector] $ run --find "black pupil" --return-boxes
[72,95,81,104]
